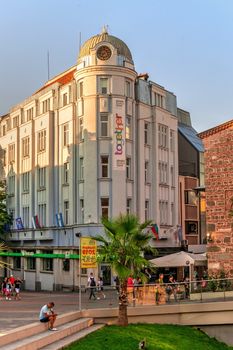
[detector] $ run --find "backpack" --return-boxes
[90,277,96,287]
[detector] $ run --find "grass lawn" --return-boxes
[65,324,233,350]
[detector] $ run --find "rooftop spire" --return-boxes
[101,25,109,34]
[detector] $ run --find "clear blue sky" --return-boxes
[1,0,233,131]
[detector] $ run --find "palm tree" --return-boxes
[94,214,155,326]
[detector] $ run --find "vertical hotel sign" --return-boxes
[80,237,97,268]
[113,99,125,169]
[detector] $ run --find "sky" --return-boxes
[1,0,233,132]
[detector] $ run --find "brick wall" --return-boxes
[202,126,233,275]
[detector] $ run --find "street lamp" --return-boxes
[75,232,82,311]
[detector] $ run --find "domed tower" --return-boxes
[74,29,137,223]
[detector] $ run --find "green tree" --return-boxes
[0,180,12,235]
[94,214,155,326]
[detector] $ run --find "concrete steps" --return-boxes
[41,324,105,350]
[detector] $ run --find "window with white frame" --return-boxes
[64,162,69,184]
[2,125,6,136]
[78,81,83,98]
[38,167,46,189]
[154,93,164,108]
[38,203,46,227]
[125,80,131,97]
[22,137,30,157]
[100,114,109,137]
[144,122,149,145]
[145,161,149,183]
[126,198,131,214]
[8,143,15,163]
[27,256,36,270]
[37,130,46,152]
[170,130,175,152]
[12,116,18,128]
[42,99,50,113]
[99,77,109,94]
[64,201,69,225]
[22,172,30,192]
[80,199,84,223]
[101,198,109,218]
[126,116,131,140]
[170,166,175,186]
[145,200,149,221]
[3,149,6,166]
[101,156,109,178]
[8,175,15,195]
[22,206,29,228]
[6,118,11,131]
[79,118,84,141]
[126,157,131,180]
[171,203,175,226]
[62,93,68,107]
[159,200,168,225]
[42,251,53,271]
[63,124,69,146]
[79,157,84,180]
[159,162,168,184]
[158,124,168,148]
[26,107,33,121]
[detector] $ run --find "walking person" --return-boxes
[97,276,106,299]
[14,277,23,300]
[9,274,15,296]
[88,273,97,300]
[39,302,57,331]
[168,275,178,302]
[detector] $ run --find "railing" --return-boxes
[79,278,233,309]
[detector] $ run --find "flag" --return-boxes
[32,215,41,229]
[56,213,64,227]
[151,224,159,240]
[15,217,24,230]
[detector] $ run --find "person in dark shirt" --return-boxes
[14,277,23,300]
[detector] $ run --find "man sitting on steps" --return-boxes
[39,302,57,331]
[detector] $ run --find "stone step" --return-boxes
[0,317,93,350]
[41,324,105,350]
[0,311,81,347]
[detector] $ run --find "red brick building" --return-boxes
[199,120,233,276]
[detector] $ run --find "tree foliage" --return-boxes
[0,180,12,235]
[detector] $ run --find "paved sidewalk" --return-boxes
[0,289,119,334]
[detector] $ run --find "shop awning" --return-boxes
[150,251,207,268]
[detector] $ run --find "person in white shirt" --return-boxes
[39,302,57,331]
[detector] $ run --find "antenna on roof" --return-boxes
[79,32,82,52]
[47,50,50,81]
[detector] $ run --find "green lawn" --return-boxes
[65,324,233,350]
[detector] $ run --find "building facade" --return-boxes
[0,29,180,290]
[199,120,233,276]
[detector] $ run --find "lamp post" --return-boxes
[75,232,82,311]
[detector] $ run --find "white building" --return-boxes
[0,29,179,290]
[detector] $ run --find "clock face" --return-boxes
[97,46,112,61]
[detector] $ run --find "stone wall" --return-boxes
[202,126,233,275]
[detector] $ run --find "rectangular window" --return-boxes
[22,137,30,157]
[145,200,149,221]
[185,221,198,235]
[42,251,53,271]
[22,172,30,192]
[64,162,69,184]
[101,156,109,178]
[37,130,46,152]
[99,77,108,94]
[170,130,175,152]
[38,167,46,189]
[8,175,15,195]
[26,107,33,121]
[79,81,83,98]
[13,256,21,269]
[144,122,149,145]
[38,203,46,227]
[3,149,6,166]
[27,257,36,270]
[42,99,50,113]
[79,118,84,141]
[80,199,84,223]
[6,119,11,131]
[63,124,69,146]
[159,200,168,225]
[125,80,131,97]
[154,93,164,108]
[126,116,131,140]
[101,198,109,218]
[9,209,15,228]
[126,157,131,179]
[185,190,198,205]
[159,162,168,184]
[64,201,69,225]
[2,125,6,136]
[62,92,68,106]
[126,198,131,214]
[171,166,175,186]
[13,116,18,128]
[100,114,109,137]
[158,124,168,148]
[171,203,175,226]
[145,161,149,183]
[22,206,29,228]
[8,143,15,163]
[79,157,84,180]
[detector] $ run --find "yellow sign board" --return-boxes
[80,237,97,268]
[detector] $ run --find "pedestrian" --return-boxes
[39,302,57,331]
[168,275,178,302]
[14,277,23,300]
[88,273,97,300]
[127,275,135,302]
[97,276,106,299]
[3,278,12,300]
[9,274,15,295]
